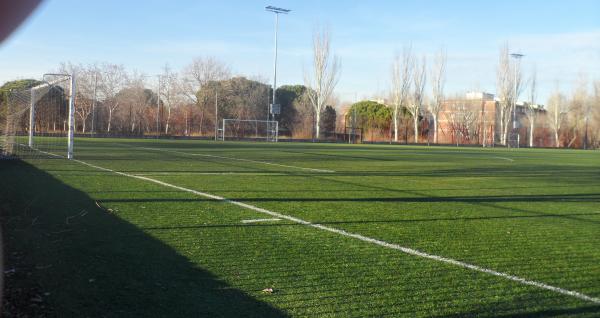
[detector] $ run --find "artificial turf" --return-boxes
[1,138,599,317]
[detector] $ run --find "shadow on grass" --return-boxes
[435,304,600,318]
[0,160,288,318]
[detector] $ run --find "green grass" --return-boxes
[2,138,600,317]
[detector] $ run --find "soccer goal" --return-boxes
[219,119,279,142]
[507,132,520,149]
[2,74,75,160]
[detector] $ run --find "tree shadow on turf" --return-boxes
[0,160,288,318]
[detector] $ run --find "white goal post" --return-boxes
[2,73,76,159]
[220,119,278,142]
[32,74,76,158]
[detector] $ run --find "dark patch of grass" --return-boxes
[0,160,288,317]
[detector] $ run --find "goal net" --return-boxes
[2,74,75,160]
[220,119,278,142]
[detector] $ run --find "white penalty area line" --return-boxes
[63,157,600,305]
[136,146,336,173]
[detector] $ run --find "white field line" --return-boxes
[241,218,282,224]
[133,172,277,176]
[67,158,600,305]
[492,156,515,162]
[137,146,335,173]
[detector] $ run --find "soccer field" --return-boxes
[2,138,600,317]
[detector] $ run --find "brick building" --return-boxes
[432,92,546,146]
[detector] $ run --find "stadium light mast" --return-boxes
[265,5,290,123]
[510,53,524,133]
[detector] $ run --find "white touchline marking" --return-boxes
[492,156,515,162]
[34,150,600,305]
[136,146,336,173]
[241,218,282,224]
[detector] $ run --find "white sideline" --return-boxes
[137,146,335,173]
[65,158,600,305]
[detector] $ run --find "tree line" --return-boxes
[1,27,599,148]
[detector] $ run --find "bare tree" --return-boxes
[407,55,426,143]
[593,80,600,148]
[527,66,537,147]
[183,56,230,102]
[182,56,230,134]
[58,62,95,133]
[496,44,524,145]
[547,84,568,147]
[118,71,148,134]
[390,46,413,142]
[573,75,592,149]
[429,48,446,144]
[304,27,341,139]
[446,100,478,145]
[99,63,127,133]
[160,65,186,134]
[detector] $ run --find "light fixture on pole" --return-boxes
[265,5,290,126]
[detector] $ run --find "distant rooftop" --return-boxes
[466,91,495,101]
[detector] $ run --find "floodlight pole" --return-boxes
[266,6,290,138]
[271,11,279,122]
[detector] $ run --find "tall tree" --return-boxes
[429,48,446,144]
[61,63,99,133]
[547,84,568,148]
[390,46,413,142]
[593,80,600,148]
[527,66,537,147]
[304,27,341,139]
[496,44,524,145]
[276,85,315,137]
[117,71,149,134]
[319,105,337,134]
[99,63,127,133]
[407,55,426,143]
[183,56,230,134]
[573,75,592,149]
[160,65,185,134]
[346,100,392,140]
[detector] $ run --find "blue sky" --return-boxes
[1,0,599,104]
